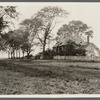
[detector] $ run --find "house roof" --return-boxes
[79,43,99,49]
[90,43,100,50]
[88,43,100,54]
[53,34,86,48]
[79,45,89,49]
[54,42,100,52]
[79,43,100,54]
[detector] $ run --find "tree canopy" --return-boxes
[57,20,93,44]
[32,6,69,59]
[0,6,18,34]
[0,6,95,59]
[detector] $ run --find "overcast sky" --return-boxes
[1,2,100,58]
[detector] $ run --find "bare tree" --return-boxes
[0,6,19,58]
[0,6,19,34]
[32,6,69,59]
[20,19,39,59]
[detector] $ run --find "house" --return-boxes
[79,43,100,57]
[53,33,86,54]
[53,33,100,57]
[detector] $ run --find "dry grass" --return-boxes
[0,59,100,94]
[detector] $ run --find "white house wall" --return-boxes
[85,45,100,57]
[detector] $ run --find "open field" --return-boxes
[0,59,100,94]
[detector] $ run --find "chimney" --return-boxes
[87,35,89,44]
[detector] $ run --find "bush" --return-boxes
[44,49,55,59]
[24,54,33,59]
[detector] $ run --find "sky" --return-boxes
[0,2,100,58]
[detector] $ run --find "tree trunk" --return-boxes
[19,49,20,59]
[13,50,15,59]
[23,51,24,59]
[16,49,18,59]
[11,52,13,59]
[27,51,30,59]
[43,43,46,59]
[43,31,48,59]
[8,51,10,59]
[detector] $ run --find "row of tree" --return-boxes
[0,6,69,59]
[0,6,93,59]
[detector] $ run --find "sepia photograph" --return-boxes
[0,2,100,95]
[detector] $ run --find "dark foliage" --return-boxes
[44,49,55,59]
[54,40,86,56]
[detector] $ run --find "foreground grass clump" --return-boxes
[0,59,100,94]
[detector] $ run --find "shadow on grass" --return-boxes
[0,59,100,82]
[0,62,66,79]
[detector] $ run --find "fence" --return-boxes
[53,56,100,62]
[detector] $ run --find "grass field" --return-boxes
[0,59,100,94]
